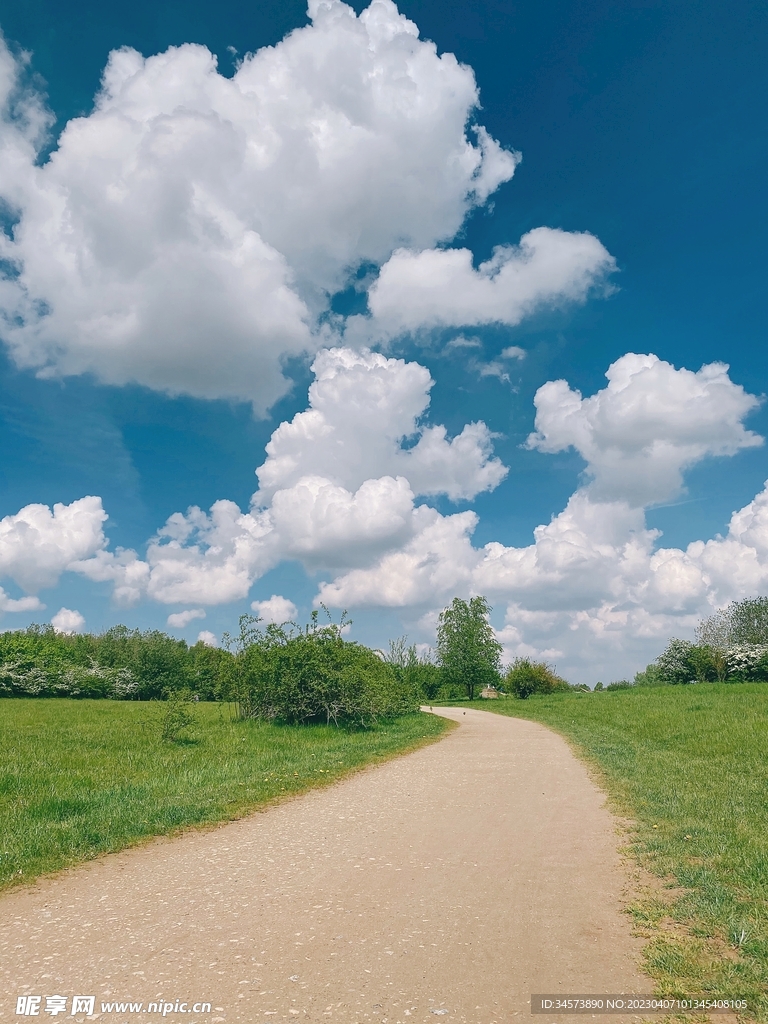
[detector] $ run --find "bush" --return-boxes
[633,664,665,687]
[224,613,418,726]
[505,658,569,699]
[725,644,768,681]
[656,638,697,684]
[655,597,768,684]
[655,636,768,685]
[381,638,442,702]
[160,688,198,741]
[0,623,235,700]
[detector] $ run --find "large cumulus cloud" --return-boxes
[142,347,505,600]
[0,1,616,411]
[526,354,762,506]
[0,2,520,410]
[1,4,763,682]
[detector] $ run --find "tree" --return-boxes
[435,597,501,701]
[725,597,768,646]
[696,597,768,649]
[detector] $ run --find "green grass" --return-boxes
[464,685,768,1020]
[0,699,448,892]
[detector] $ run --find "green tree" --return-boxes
[189,641,233,700]
[695,597,768,650]
[435,596,501,701]
[724,597,768,646]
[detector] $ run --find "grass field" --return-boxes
[466,684,768,1020]
[0,699,448,893]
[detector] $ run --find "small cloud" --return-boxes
[474,359,510,383]
[167,608,206,629]
[52,607,85,634]
[196,630,219,647]
[251,594,298,624]
[443,334,482,352]
[500,345,525,360]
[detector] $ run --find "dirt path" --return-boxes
[1,708,650,1024]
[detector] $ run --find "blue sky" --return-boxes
[0,0,766,682]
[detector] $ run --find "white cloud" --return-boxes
[251,594,299,624]
[115,346,507,605]
[270,475,416,567]
[315,355,767,682]
[52,607,85,634]
[500,345,525,360]
[471,360,510,383]
[0,495,151,608]
[526,353,762,506]
[318,506,479,607]
[0,1,518,410]
[0,496,108,593]
[145,501,272,605]
[317,481,768,682]
[72,547,151,607]
[196,630,219,647]
[256,347,506,502]
[350,227,615,340]
[166,607,206,628]
[443,335,482,351]
[0,588,42,614]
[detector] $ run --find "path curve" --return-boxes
[1,708,649,1024]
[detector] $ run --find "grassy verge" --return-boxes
[461,685,768,1021]
[0,699,448,893]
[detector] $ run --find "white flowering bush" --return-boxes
[724,644,768,680]
[0,660,138,698]
[656,639,697,684]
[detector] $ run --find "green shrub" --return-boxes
[504,657,569,699]
[381,638,442,702]
[224,613,418,726]
[0,623,234,701]
[633,663,665,687]
[160,688,198,741]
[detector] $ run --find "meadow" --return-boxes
[0,698,448,892]
[471,684,768,1020]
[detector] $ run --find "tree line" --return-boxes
[642,597,768,686]
[0,596,574,716]
[10,591,757,713]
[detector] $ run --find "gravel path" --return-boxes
[1,708,649,1024]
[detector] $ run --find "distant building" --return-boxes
[479,686,499,699]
